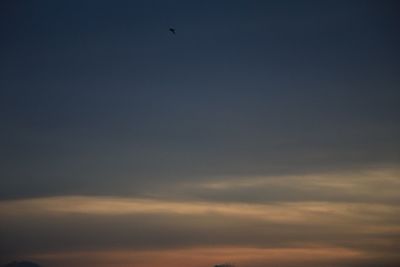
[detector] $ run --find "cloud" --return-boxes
[20,247,370,267]
[1,195,399,260]
[151,166,400,204]
[1,167,400,266]
[2,124,399,266]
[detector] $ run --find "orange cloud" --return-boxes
[1,196,399,226]
[28,246,367,267]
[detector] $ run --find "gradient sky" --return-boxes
[1,1,400,267]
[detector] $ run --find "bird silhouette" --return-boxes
[169,28,176,35]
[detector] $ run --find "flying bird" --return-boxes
[169,28,176,35]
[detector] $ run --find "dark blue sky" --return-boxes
[0,0,399,199]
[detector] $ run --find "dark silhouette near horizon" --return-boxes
[1,261,41,267]
[169,27,176,34]
[214,264,235,267]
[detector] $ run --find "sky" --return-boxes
[0,1,399,267]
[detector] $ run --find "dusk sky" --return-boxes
[1,1,400,267]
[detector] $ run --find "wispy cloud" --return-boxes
[1,167,400,267]
[25,247,368,267]
[167,166,400,204]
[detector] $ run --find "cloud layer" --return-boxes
[1,167,400,267]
